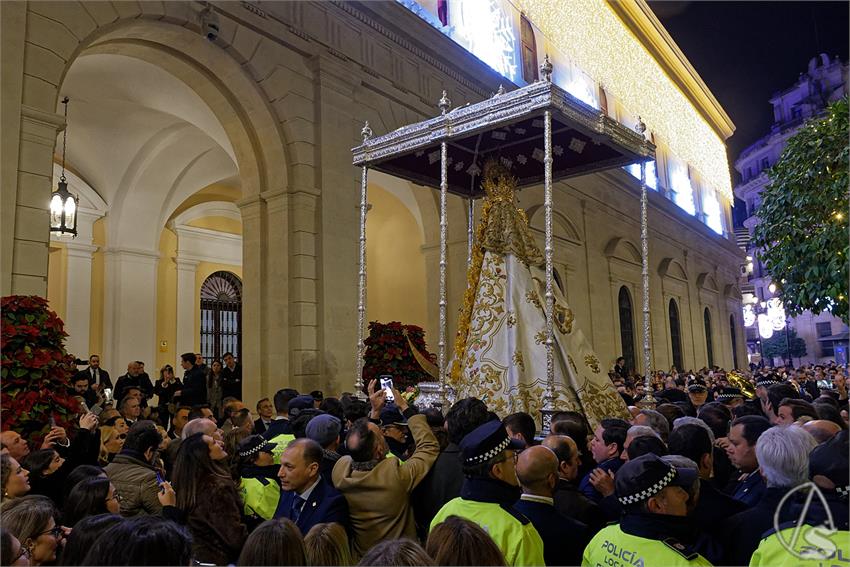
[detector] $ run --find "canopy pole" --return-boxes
[438,91,452,406]
[541,55,556,418]
[355,122,372,400]
[467,198,474,266]
[636,118,656,408]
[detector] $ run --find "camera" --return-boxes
[199,6,220,42]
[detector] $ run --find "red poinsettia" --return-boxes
[1,295,80,445]
[362,321,436,393]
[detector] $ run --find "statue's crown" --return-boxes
[482,159,516,202]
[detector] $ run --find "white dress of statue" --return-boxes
[450,160,630,430]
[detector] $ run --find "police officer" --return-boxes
[582,453,712,566]
[235,435,280,527]
[430,420,545,567]
[749,430,850,566]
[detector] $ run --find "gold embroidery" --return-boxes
[584,354,601,374]
[506,311,517,328]
[534,330,547,345]
[513,350,525,371]
[567,355,578,374]
[554,304,574,334]
[525,289,542,309]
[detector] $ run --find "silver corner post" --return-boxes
[635,117,656,409]
[355,121,373,401]
[438,91,452,405]
[543,108,555,415]
[467,198,474,267]
[540,54,553,82]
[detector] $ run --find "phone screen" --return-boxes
[379,375,394,402]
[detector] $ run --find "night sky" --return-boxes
[648,1,849,167]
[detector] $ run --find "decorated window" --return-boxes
[703,188,724,234]
[669,299,683,371]
[200,271,242,363]
[618,286,636,374]
[669,161,696,215]
[452,0,518,82]
[520,15,538,83]
[704,308,714,368]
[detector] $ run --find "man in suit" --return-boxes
[221,352,242,400]
[76,354,112,392]
[253,397,275,434]
[275,438,348,535]
[114,361,154,404]
[178,352,207,407]
[514,445,589,566]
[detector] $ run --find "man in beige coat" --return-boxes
[333,379,439,558]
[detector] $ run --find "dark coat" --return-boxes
[694,478,748,531]
[514,497,589,566]
[186,475,247,566]
[721,486,789,566]
[76,366,112,390]
[552,478,606,534]
[274,477,349,536]
[261,418,293,440]
[115,373,154,402]
[729,470,766,508]
[220,363,242,400]
[253,418,271,435]
[412,442,464,540]
[180,365,208,407]
[578,457,623,502]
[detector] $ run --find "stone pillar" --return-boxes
[237,195,266,405]
[103,248,159,376]
[62,241,98,359]
[175,257,200,364]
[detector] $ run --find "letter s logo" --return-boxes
[800,526,836,560]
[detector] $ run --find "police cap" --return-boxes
[460,419,524,465]
[615,453,698,506]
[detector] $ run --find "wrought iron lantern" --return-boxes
[49,97,78,237]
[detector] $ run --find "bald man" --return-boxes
[514,446,589,566]
[542,434,606,533]
[802,420,841,444]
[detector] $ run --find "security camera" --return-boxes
[199,6,220,42]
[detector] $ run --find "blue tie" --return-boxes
[291,496,305,523]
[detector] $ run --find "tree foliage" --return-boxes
[761,327,807,360]
[752,97,849,323]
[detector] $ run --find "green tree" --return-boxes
[761,327,807,361]
[752,97,849,323]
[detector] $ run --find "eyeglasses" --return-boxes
[106,491,124,503]
[118,433,127,440]
[37,526,65,539]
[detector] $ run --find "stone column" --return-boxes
[62,241,98,359]
[175,257,200,364]
[237,195,266,405]
[103,248,159,376]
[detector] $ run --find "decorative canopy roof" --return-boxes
[352,78,655,198]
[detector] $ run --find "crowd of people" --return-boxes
[0,351,848,566]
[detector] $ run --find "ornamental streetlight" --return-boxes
[743,296,791,367]
[49,97,78,237]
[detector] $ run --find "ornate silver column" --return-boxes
[355,122,372,400]
[541,56,556,414]
[438,91,452,403]
[467,198,474,266]
[636,118,656,408]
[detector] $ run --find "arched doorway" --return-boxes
[730,314,739,369]
[200,271,242,363]
[618,286,636,374]
[704,308,714,368]
[669,299,683,371]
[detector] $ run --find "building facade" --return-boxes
[1,0,744,406]
[734,53,849,366]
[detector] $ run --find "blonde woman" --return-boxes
[98,426,125,466]
[304,522,352,566]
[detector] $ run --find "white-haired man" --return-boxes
[720,425,817,565]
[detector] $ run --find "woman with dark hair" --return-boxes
[62,477,121,527]
[1,454,30,501]
[426,515,507,566]
[0,527,30,566]
[62,464,105,497]
[154,364,182,425]
[357,539,433,566]
[19,450,64,504]
[1,495,65,566]
[59,514,123,566]
[174,432,246,565]
[80,515,192,566]
[207,360,224,419]
[237,518,306,566]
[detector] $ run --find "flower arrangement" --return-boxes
[362,321,436,393]
[1,295,81,444]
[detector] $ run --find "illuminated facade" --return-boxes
[2,0,746,406]
[735,53,849,365]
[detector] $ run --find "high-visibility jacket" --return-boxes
[749,523,850,566]
[268,433,295,464]
[582,524,713,567]
[431,497,546,566]
[239,476,281,520]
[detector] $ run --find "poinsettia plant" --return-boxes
[362,321,435,393]
[1,295,81,445]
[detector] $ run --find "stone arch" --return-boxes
[604,236,642,265]
[724,283,743,300]
[696,272,719,293]
[527,207,583,245]
[658,257,689,282]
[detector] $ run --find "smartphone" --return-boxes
[379,375,395,402]
[155,471,165,492]
[49,415,57,428]
[90,403,104,416]
[102,388,113,403]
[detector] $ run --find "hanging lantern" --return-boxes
[49,97,78,237]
